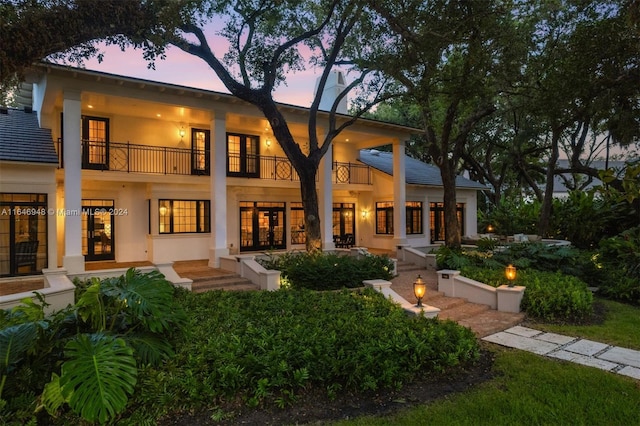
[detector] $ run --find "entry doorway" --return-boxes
[239,202,286,252]
[82,200,115,261]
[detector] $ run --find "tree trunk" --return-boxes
[441,159,462,248]
[538,130,560,236]
[297,163,322,253]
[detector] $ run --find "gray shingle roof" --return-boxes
[0,108,58,164]
[358,149,487,190]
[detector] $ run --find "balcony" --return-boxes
[228,153,372,184]
[57,139,208,176]
[55,140,372,184]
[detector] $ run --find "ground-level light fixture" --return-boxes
[413,274,426,307]
[505,264,517,287]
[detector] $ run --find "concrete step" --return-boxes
[390,263,525,337]
[192,276,259,293]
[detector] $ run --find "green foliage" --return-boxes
[462,266,593,322]
[125,289,479,419]
[481,197,540,236]
[59,334,138,424]
[595,226,640,304]
[259,251,394,290]
[0,268,185,424]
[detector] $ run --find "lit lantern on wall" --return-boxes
[505,264,517,287]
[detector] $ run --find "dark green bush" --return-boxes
[461,266,593,322]
[123,288,479,422]
[259,251,394,290]
[595,226,640,304]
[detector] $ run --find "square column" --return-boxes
[392,139,407,247]
[62,91,84,273]
[209,112,229,267]
[319,148,335,250]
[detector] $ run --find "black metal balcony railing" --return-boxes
[227,153,372,185]
[56,140,371,184]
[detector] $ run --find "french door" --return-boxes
[239,202,286,252]
[82,200,115,261]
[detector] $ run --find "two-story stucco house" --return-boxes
[0,63,485,277]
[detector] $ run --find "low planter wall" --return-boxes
[437,270,525,313]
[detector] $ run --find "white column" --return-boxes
[208,112,229,267]
[393,139,408,247]
[319,149,334,250]
[62,91,84,273]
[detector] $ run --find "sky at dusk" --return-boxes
[82,42,321,108]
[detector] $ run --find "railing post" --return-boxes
[127,141,130,173]
[164,146,167,174]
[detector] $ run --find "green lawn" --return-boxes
[525,298,640,350]
[332,347,640,426]
[332,298,640,426]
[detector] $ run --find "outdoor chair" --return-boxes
[15,240,39,273]
[335,233,354,248]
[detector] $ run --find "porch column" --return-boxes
[392,139,408,247]
[209,111,229,267]
[319,147,335,250]
[62,91,85,273]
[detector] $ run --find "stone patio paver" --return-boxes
[563,339,609,357]
[598,347,640,369]
[536,332,576,345]
[618,366,640,380]
[483,332,559,355]
[548,350,619,371]
[483,326,640,381]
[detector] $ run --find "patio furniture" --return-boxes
[335,233,354,248]
[15,240,39,273]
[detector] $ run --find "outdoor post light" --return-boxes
[505,264,517,287]
[413,274,426,307]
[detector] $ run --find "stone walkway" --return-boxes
[484,325,640,380]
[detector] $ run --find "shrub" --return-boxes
[123,288,479,421]
[259,251,394,290]
[595,226,640,304]
[461,266,593,322]
[0,269,186,425]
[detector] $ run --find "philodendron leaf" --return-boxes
[60,333,137,424]
[0,322,38,373]
[40,372,66,416]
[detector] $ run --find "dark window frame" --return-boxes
[158,199,210,234]
[191,128,210,175]
[226,133,260,178]
[406,201,423,235]
[81,115,110,170]
[375,202,394,234]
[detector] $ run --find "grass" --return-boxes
[525,298,640,350]
[332,347,640,426]
[332,297,640,426]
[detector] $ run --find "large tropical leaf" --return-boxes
[40,372,66,416]
[0,322,38,373]
[60,333,137,424]
[75,278,105,331]
[101,268,183,333]
[125,332,175,366]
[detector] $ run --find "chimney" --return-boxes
[314,70,348,114]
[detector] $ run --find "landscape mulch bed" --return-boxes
[159,349,496,425]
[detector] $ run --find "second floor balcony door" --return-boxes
[82,116,109,170]
[191,129,210,175]
[227,133,259,178]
